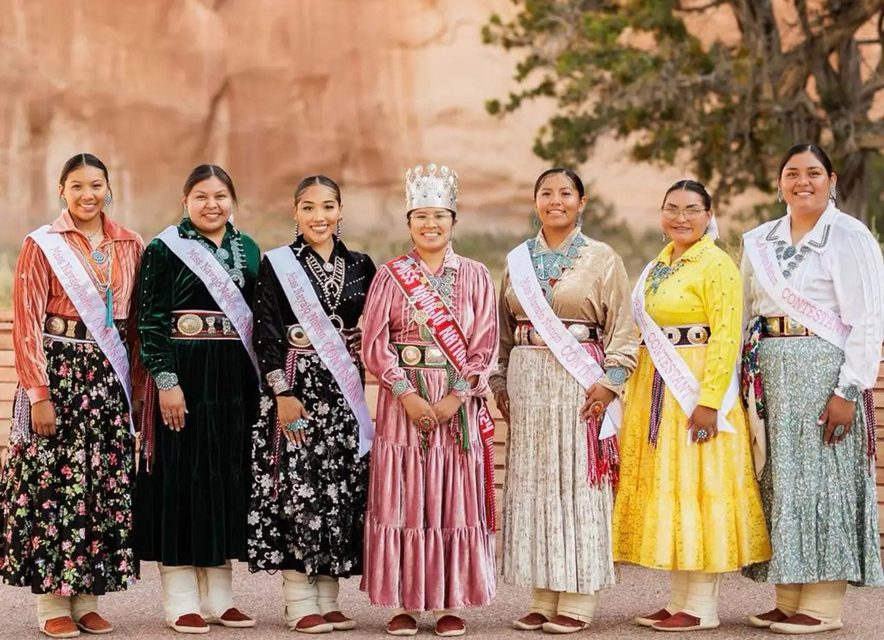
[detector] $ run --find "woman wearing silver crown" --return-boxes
[740,144,884,634]
[361,163,499,637]
[491,168,638,634]
[247,175,376,634]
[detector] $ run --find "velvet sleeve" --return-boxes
[137,240,177,379]
[460,262,498,397]
[252,256,291,386]
[362,267,415,397]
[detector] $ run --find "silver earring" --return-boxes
[60,196,68,210]
[335,219,342,239]
[829,185,837,202]
[776,187,783,203]
[576,211,584,228]
[294,219,300,236]
[182,205,189,218]
[104,192,112,207]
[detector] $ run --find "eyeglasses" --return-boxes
[660,205,708,220]
[410,212,453,224]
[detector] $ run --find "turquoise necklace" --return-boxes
[528,233,586,301]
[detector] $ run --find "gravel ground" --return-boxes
[1,564,882,639]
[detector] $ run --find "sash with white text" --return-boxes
[266,246,374,457]
[157,226,260,375]
[385,255,497,531]
[507,242,622,439]
[30,226,134,431]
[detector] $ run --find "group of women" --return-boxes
[0,143,880,639]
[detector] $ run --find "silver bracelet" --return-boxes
[392,379,411,397]
[265,369,291,395]
[155,371,179,391]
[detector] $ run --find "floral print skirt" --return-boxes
[0,337,136,595]
[247,349,367,578]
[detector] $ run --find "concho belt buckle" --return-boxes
[287,325,311,348]
[401,345,422,366]
[424,347,447,366]
[567,323,590,342]
[664,326,681,345]
[176,313,203,337]
[686,325,709,345]
[785,317,805,336]
[46,316,66,336]
[528,328,546,346]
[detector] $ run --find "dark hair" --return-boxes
[777,143,834,177]
[59,153,109,186]
[533,168,585,199]
[183,164,238,203]
[662,179,713,210]
[294,175,342,206]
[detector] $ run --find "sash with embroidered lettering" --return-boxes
[29,225,134,430]
[384,255,497,531]
[633,260,739,441]
[157,226,260,375]
[507,242,622,439]
[266,247,374,457]
[743,229,849,350]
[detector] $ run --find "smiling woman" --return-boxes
[135,164,260,634]
[613,179,770,632]
[741,144,884,634]
[492,168,638,634]
[246,174,376,633]
[0,153,143,638]
[360,163,499,637]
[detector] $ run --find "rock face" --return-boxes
[11,1,868,249]
[0,0,562,249]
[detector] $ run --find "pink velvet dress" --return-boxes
[360,248,498,612]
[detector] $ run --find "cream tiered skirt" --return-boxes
[502,346,616,595]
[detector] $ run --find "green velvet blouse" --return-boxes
[137,218,261,378]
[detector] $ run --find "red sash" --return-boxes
[385,255,497,531]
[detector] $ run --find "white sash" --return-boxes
[157,226,260,375]
[29,226,134,431]
[633,261,739,440]
[506,242,621,438]
[742,230,849,349]
[266,247,374,457]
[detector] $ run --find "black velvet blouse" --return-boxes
[252,236,377,380]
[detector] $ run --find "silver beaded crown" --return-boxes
[405,163,458,213]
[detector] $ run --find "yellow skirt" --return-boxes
[612,346,770,572]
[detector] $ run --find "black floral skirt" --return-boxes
[0,337,136,595]
[247,349,368,578]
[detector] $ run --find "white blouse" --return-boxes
[741,203,884,393]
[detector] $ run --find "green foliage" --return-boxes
[484,0,884,223]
